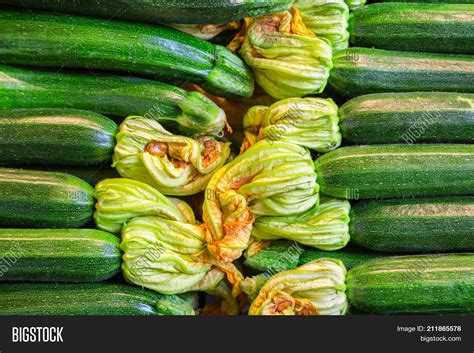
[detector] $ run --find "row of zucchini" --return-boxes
[0,0,472,315]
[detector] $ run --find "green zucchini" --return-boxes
[0,64,225,136]
[0,9,253,99]
[314,144,474,199]
[244,240,392,273]
[0,109,117,166]
[0,229,121,282]
[349,3,474,54]
[0,168,94,228]
[155,293,198,316]
[244,241,304,274]
[350,197,474,252]
[0,283,195,315]
[346,253,474,314]
[25,166,121,186]
[339,92,474,144]
[329,48,474,98]
[299,245,394,269]
[0,0,293,24]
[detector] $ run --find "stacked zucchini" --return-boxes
[0,0,472,316]
[239,0,474,315]
[0,1,262,315]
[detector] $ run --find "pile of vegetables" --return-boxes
[0,0,472,316]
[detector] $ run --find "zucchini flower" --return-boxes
[236,7,333,99]
[94,178,194,234]
[344,0,366,11]
[294,0,350,51]
[201,281,241,315]
[203,140,319,262]
[241,273,271,302]
[121,216,241,315]
[252,196,351,250]
[241,97,341,153]
[113,116,231,196]
[248,258,348,315]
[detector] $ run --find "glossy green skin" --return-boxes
[351,197,474,252]
[299,245,393,269]
[244,241,394,273]
[0,229,121,282]
[329,48,474,98]
[0,9,253,99]
[0,283,170,315]
[0,64,186,117]
[24,166,121,186]
[349,3,474,54]
[339,92,474,144]
[0,109,117,166]
[0,168,95,228]
[155,294,196,316]
[244,240,303,274]
[314,144,474,199]
[0,64,220,135]
[347,253,474,314]
[0,0,294,24]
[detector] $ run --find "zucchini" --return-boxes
[299,245,394,269]
[0,229,121,282]
[0,9,254,99]
[349,3,474,54]
[0,64,225,136]
[329,48,474,98]
[0,168,94,228]
[25,166,121,186]
[244,240,392,273]
[350,197,474,252]
[0,0,293,24]
[244,241,304,274]
[155,293,198,316]
[339,92,474,144]
[314,144,474,199]
[0,283,194,315]
[0,109,117,166]
[346,253,474,314]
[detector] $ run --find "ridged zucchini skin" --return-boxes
[349,3,474,54]
[0,9,253,99]
[346,253,474,314]
[0,168,95,228]
[0,0,293,24]
[329,48,474,98]
[0,283,168,315]
[0,64,224,136]
[299,246,393,269]
[350,197,474,252]
[314,144,474,199]
[0,109,117,166]
[339,92,474,144]
[0,229,121,282]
